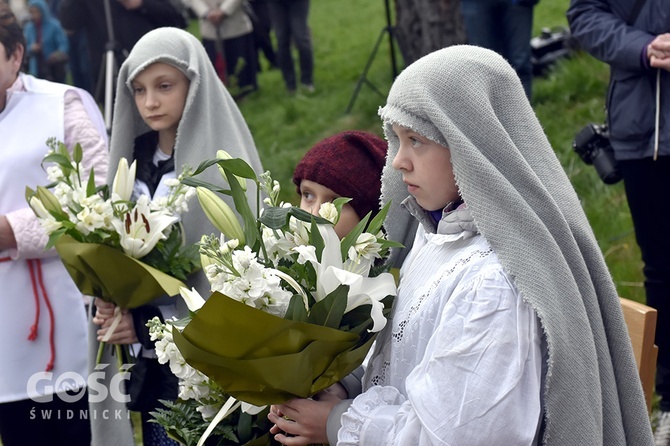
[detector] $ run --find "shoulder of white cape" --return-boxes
[20,73,109,147]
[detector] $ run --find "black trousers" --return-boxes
[203,33,258,95]
[619,156,670,411]
[0,391,91,446]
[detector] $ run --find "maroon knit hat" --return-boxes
[293,131,388,220]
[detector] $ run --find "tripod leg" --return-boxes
[104,50,116,133]
[345,27,387,114]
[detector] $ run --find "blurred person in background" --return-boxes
[460,0,539,99]
[23,0,69,83]
[248,0,277,71]
[186,0,258,99]
[46,0,93,93]
[58,0,186,102]
[268,0,313,94]
[567,0,670,444]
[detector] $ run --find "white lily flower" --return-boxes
[179,287,206,312]
[321,266,396,332]
[301,224,396,332]
[111,196,178,258]
[45,165,64,182]
[112,157,137,202]
[292,244,317,265]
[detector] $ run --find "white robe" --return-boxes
[339,218,543,445]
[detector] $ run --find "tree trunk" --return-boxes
[393,0,467,66]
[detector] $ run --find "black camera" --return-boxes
[572,123,622,185]
[531,27,575,76]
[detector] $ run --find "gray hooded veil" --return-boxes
[108,27,264,249]
[90,27,264,445]
[379,45,653,445]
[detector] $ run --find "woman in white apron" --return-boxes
[0,5,108,445]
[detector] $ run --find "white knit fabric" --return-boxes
[378,45,653,445]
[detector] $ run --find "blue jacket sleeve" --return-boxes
[566,0,653,72]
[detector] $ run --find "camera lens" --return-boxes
[591,149,622,184]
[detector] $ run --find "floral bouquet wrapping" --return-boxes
[26,139,199,362]
[150,153,400,444]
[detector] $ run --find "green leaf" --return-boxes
[367,200,393,235]
[41,153,73,173]
[191,158,257,181]
[378,239,405,250]
[307,284,348,329]
[310,217,325,263]
[25,186,35,203]
[86,168,96,197]
[45,227,68,249]
[284,294,308,322]
[257,206,290,230]
[237,412,252,442]
[331,197,352,223]
[258,206,330,230]
[214,158,258,180]
[181,177,232,195]
[340,213,370,260]
[224,164,258,248]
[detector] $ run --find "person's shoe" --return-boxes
[654,411,670,445]
[301,83,315,93]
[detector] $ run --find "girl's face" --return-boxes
[391,124,459,211]
[299,179,361,239]
[131,62,190,142]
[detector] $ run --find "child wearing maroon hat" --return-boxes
[292,130,387,239]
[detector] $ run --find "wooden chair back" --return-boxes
[619,297,658,414]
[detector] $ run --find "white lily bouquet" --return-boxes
[26,139,199,362]
[149,153,401,445]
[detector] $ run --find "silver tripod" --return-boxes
[95,0,127,134]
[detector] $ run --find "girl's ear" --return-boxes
[12,44,25,73]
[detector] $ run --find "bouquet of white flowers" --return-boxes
[27,139,199,363]
[149,153,401,445]
[147,315,274,446]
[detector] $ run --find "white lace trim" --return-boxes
[367,247,493,386]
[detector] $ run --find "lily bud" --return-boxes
[196,187,245,244]
[35,186,64,216]
[29,196,51,219]
[112,157,137,202]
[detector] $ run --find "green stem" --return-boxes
[115,344,123,372]
[256,181,269,262]
[95,340,105,365]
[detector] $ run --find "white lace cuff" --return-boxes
[338,386,406,446]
